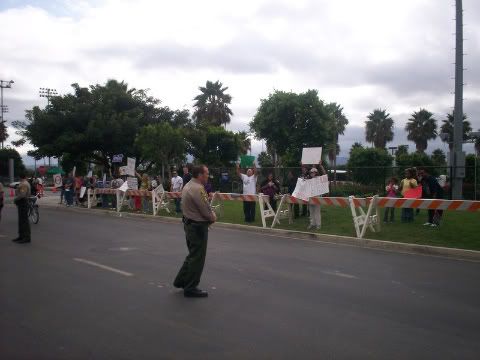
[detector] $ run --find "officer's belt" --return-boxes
[183,217,210,225]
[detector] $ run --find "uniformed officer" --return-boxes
[13,173,32,244]
[174,165,216,298]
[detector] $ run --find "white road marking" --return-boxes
[73,258,134,277]
[322,270,357,279]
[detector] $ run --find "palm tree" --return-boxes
[431,148,447,166]
[365,109,394,149]
[349,142,363,155]
[326,103,349,183]
[405,109,437,153]
[440,112,471,150]
[193,80,233,127]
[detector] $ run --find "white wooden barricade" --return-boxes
[348,195,380,239]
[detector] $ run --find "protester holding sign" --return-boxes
[399,168,418,223]
[236,162,257,223]
[308,164,327,230]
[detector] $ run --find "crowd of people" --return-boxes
[384,167,446,227]
[52,162,447,230]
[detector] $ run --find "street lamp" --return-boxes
[39,87,58,106]
[0,79,14,149]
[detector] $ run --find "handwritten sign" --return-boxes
[292,175,329,201]
[301,147,322,165]
[53,174,63,188]
[127,177,138,190]
[127,157,136,176]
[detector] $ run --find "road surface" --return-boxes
[1,205,479,359]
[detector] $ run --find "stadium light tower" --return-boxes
[39,87,58,106]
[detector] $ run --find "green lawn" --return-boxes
[156,200,480,251]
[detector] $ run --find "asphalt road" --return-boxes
[1,205,479,360]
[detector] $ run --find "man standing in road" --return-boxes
[13,173,31,244]
[174,165,216,298]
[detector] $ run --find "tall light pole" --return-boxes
[39,87,58,106]
[39,87,58,167]
[451,0,465,199]
[0,80,14,149]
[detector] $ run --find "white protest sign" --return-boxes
[301,147,322,165]
[127,176,138,190]
[292,175,329,201]
[87,170,92,178]
[119,166,128,176]
[72,166,77,178]
[127,157,136,176]
[53,174,63,188]
[292,178,311,201]
[309,175,329,197]
[80,186,87,198]
[118,182,129,192]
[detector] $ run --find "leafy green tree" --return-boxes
[347,147,393,184]
[136,123,187,176]
[13,80,174,171]
[0,122,8,146]
[349,142,363,156]
[0,147,26,177]
[193,80,233,127]
[473,129,480,156]
[188,126,245,167]
[257,151,274,168]
[395,145,409,157]
[250,90,333,166]
[405,109,437,153]
[365,109,394,149]
[431,148,447,166]
[440,112,472,150]
[396,152,435,176]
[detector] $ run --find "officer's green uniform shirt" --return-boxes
[181,178,215,222]
[15,180,31,201]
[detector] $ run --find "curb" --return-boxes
[36,202,480,262]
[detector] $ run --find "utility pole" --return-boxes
[451,0,465,199]
[39,87,58,167]
[0,79,14,149]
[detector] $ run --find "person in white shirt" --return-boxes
[171,170,184,213]
[308,164,327,230]
[236,162,257,223]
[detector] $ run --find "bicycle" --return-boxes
[28,194,40,224]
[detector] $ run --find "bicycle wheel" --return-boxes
[30,205,39,224]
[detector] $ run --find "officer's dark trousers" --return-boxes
[174,222,209,291]
[16,199,31,241]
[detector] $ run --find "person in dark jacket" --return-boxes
[260,173,280,212]
[418,168,444,227]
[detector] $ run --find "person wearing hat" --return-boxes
[308,164,326,230]
[13,173,32,244]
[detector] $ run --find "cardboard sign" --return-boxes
[112,154,124,163]
[127,157,136,176]
[127,177,138,190]
[310,175,329,197]
[404,186,422,199]
[292,178,311,201]
[292,175,329,201]
[118,182,129,192]
[53,174,63,188]
[80,186,86,198]
[301,147,322,165]
[240,155,255,168]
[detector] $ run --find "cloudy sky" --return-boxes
[1,0,479,165]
